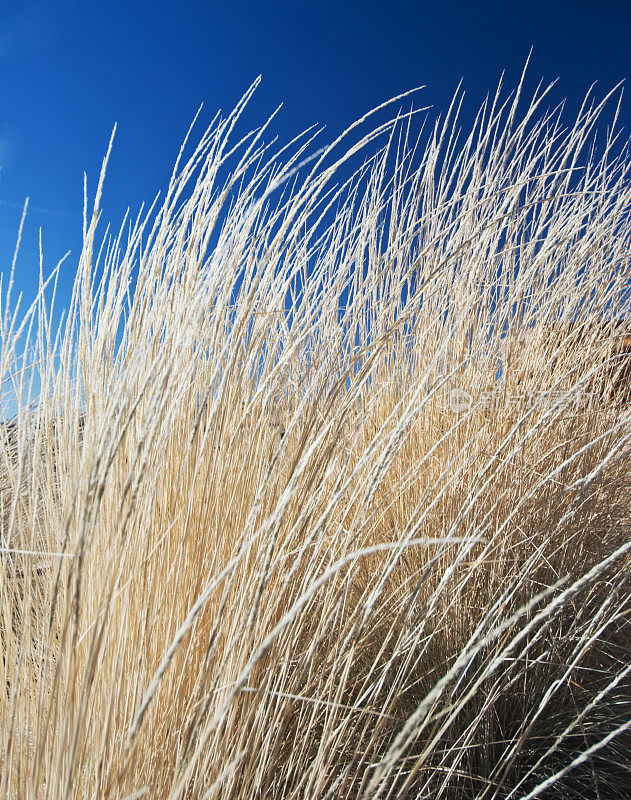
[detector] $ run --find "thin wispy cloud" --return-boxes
[0,199,80,219]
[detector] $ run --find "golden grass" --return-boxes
[1,71,631,799]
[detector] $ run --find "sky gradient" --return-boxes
[0,0,630,312]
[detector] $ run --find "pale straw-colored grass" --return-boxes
[1,68,631,799]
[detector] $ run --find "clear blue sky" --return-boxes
[0,0,630,311]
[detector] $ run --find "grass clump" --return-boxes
[1,70,631,799]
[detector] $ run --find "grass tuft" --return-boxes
[1,71,631,799]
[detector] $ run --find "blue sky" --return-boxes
[0,0,630,313]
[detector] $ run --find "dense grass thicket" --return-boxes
[1,73,631,799]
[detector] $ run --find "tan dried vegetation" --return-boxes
[1,70,631,799]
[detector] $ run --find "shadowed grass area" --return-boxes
[1,70,631,799]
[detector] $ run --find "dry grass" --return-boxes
[1,70,631,799]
